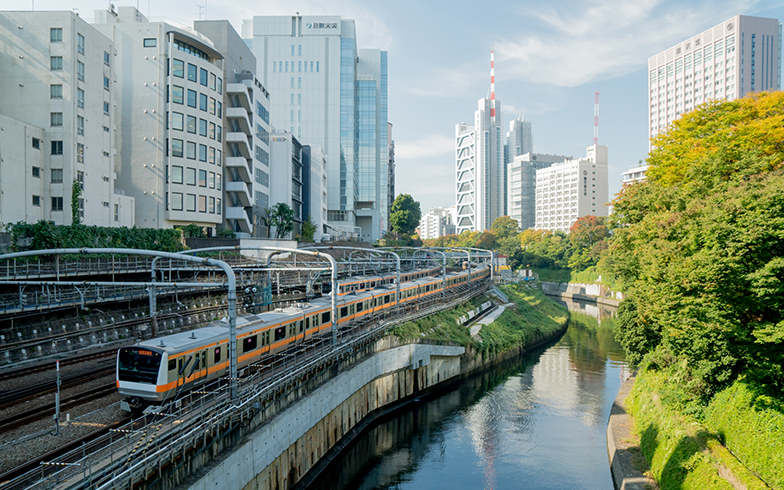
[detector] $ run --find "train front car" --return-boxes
[117,345,167,412]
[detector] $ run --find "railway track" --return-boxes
[0,383,117,434]
[0,350,117,383]
[0,366,115,412]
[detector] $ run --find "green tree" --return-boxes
[567,216,610,271]
[181,224,205,238]
[390,194,421,237]
[71,180,82,225]
[266,203,295,239]
[298,216,317,243]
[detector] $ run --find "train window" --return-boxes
[201,351,206,368]
[360,282,365,290]
[385,295,390,304]
[340,306,348,318]
[299,320,304,333]
[306,317,310,329]
[168,359,176,371]
[357,301,363,312]
[289,323,296,336]
[274,327,286,341]
[242,336,257,353]
[214,347,221,363]
[371,281,375,288]
[322,311,331,324]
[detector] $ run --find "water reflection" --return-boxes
[306,300,627,490]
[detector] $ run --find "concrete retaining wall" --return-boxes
[607,376,656,490]
[188,343,464,490]
[541,281,622,307]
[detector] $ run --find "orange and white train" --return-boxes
[116,264,490,411]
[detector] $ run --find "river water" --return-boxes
[306,299,629,490]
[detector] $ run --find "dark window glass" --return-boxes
[213,347,221,363]
[340,306,348,318]
[187,89,197,107]
[274,327,286,341]
[200,68,208,86]
[168,359,176,371]
[199,93,207,111]
[321,312,331,324]
[118,348,162,384]
[143,38,156,47]
[242,336,257,353]
[187,63,197,81]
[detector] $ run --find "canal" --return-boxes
[306,299,629,490]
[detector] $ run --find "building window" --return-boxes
[77,33,84,54]
[217,125,221,142]
[199,93,207,111]
[217,198,221,214]
[187,89,197,107]
[32,138,40,149]
[78,198,84,218]
[186,141,196,160]
[51,197,63,211]
[187,115,196,133]
[172,112,184,131]
[298,77,301,88]
[200,68,208,86]
[209,97,215,115]
[114,203,119,221]
[50,27,63,42]
[172,59,184,78]
[316,61,319,72]
[199,144,207,162]
[77,116,84,135]
[187,63,197,82]
[103,101,110,114]
[217,101,222,118]
[51,112,63,127]
[77,88,85,108]
[209,122,215,140]
[209,196,215,213]
[51,169,64,183]
[173,86,184,105]
[209,73,216,91]
[186,193,196,212]
[104,51,110,65]
[51,84,63,99]
[77,170,84,189]
[185,167,196,186]
[171,192,183,211]
[217,78,222,94]
[216,173,221,190]
[208,147,216,164]
[290,77,294,88]
[32,195,41,207]
[51,141,63,155]
[171,165,183,184]
[208,171,215,188]
[169,139,185,159]
[32,167,41,178]
[50,56,63,71]
[103,76,110,90]
[77,61,85,81]
[143,38,156,48]
[77,143,84,162]
[198,169,207,187]
[198,195,207,212]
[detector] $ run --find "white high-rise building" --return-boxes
[242,15,389,242]
[648,15,781,141]
[622,164,650,185]
[535,145,608,233]
[94,7,225,232]
[0,11,134,227]
[455,97,503,234]
[419,207,456,240]
[508,152,570,230]
[504,116,533,215]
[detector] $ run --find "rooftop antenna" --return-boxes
[197,3,205,20]
[490,50,496,125]
[593,91,600,145]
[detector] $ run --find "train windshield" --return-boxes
[118,347,162,384]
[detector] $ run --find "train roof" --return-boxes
[133,326,229,353]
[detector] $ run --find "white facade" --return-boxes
[194,20,271,238]
[305,145,328,242]
[648,15,781,141]
[455,97,503,234]
[419,207,456,240]
[242,15,389,242]
[508,152,570,230]
[622,164,649,184]
[0,11,134,227]
[535,145,608,233]
[94,7,225,232]
[269,131,304,238]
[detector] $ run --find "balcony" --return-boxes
[225,157,251,182]
[225,206,251,233]
[226,107,252,135]
[226,83,251,113]
[226,132,251,159]
[225,181,252,206]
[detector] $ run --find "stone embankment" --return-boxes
[541,281,622,307]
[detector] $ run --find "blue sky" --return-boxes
[9,0,784,212]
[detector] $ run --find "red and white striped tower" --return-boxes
[490,50,496,124]
[593,91,600,145]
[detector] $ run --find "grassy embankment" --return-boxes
[389,283,568,356]
[627,363,784,490]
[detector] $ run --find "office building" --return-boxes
[302,144,328,242]
[535,145,608,232]
[94,7,225,232]
[648,15,781,140]
[419,207,456,240]
[242,15,390,242]
[455,97,503,234]
[269,131,305,238]
[0,11,134,227]
[193,20,271,238]
[508,152,570,230]
[504,116,533,215]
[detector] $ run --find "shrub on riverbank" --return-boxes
[628,361,779,490]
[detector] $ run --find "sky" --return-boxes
[7,0,784,213]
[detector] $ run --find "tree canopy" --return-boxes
[266,203,295,239]
[390,194,421,237]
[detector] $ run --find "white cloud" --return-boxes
[396,134,454,159]
[495,0,761,87]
